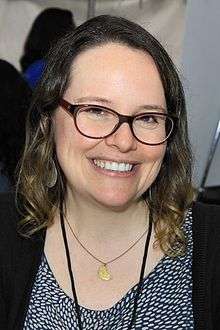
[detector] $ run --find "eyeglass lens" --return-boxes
[76,106,173,144]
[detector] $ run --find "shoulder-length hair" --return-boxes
[17,15,194,256]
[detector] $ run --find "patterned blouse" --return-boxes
[24,210,193,329]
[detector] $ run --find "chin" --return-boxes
[93,192,137,211]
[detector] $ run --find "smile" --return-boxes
[93,159,134,172]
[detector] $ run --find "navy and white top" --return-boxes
[24,210,193,329]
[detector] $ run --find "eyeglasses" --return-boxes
[59,99,177,146]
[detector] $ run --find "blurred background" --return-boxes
[0,0,219,191]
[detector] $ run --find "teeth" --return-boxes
[93,160,133,172]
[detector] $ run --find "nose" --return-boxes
[105,122,137,152]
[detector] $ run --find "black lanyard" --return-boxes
[60,203,153,330]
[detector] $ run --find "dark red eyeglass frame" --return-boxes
[59,98,178,146]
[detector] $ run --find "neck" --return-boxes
[63,188,149,244]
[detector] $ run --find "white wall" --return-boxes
[0,0,186,70]
[182,0,220,187]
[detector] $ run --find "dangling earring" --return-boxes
[46,159,57,188]
[148,186,152,201]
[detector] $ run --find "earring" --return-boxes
[148,186,152,201]
[46,159,57,188]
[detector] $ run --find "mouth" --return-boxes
[92,159,137,173]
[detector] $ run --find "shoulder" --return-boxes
[0,194,45,326]
[0,192,42,252]
[0,192,45,278]
[0,193,23,260]
[192,203,220,327]
[192,201,220,254]
[0,192,18,232]
[0,192,45,244]
[192,201,220,217]
[192,201,220,233]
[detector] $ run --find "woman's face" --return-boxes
[53,43,167,209]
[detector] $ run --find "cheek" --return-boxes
[53,108,84,154]
[53,110,78,167]
[141,144,166,182]
[54,120,72,161]
[55,133,82,174]
[54,123,84,187]
[144,144,166,163]
[53,110,98,171]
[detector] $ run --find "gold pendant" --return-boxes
[98,264,112,281]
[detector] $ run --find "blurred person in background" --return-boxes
[20,7,76,89]
[0,59,32,192]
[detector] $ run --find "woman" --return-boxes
[0,15,219,330]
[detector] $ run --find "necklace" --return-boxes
[65,216,148,281]
[60,203,153,330]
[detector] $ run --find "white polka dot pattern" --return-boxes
[24,210,193,329]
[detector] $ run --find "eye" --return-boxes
[85,106,106,116]
[135,114,159,126]
[78,106,115,121]
[142,115,157,122]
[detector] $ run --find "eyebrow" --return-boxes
[73,96,166,112]
[73,96,112,104]
[139,105,166,112]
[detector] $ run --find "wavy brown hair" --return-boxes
[17,15,194,256]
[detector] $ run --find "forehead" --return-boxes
[65,43,166,109]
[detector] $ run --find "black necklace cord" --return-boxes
[60,203,83,330]
[127,211,153,330]
[60,199,152,330]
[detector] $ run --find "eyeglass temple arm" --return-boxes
[60,99,71,110]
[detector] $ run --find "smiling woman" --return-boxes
[0,15,220,330]
[53,42,167,210]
